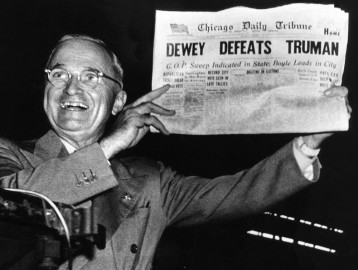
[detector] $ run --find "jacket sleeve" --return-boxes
[160,141,320,227]
[0,139,118,205]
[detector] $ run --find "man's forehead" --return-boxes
[49,39,112,69]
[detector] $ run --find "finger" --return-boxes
[143,115,170,135]
[135,102,176,116]
[347,102,352,115]
[131,84,171,107]
[127,112,170,134]
[324,86,348,97]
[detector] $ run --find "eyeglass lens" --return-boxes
[48,69,100,88]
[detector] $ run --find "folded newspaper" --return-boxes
[151,4,349,134]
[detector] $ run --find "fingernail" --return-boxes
[324,90,331,96]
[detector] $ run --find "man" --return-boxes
[0,34,350,269]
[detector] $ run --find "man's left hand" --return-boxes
[302,86,351,149]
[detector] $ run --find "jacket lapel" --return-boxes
[94,158,148,242]
[34,130,68,160]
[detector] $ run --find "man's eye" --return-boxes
[51,70,68,79]
[83,71,98,82]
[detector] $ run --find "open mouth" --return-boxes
[60,101,89,111]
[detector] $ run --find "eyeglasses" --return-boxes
[44,68,122,89]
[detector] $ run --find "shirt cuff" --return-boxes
[293,137,320,181]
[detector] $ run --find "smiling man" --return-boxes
[43,37,127,149]
[0,34,351,269]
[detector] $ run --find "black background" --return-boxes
[0,0,357,269]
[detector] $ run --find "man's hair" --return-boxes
[46,34,124,89]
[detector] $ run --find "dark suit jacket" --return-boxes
[0,130,319,269]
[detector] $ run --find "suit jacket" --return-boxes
[0,130,319,269]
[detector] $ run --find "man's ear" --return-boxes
[112,90,127,115]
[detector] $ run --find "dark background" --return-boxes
[0,0,357,269]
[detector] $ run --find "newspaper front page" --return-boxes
[151,4,349,134]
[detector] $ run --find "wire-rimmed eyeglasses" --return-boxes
[44,68,122,89]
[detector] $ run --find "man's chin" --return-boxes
[54,122,92,136]
[53,120,104,141]
[54,126,101,145]
[56,121,89,132]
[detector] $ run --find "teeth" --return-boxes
[60,101,88,109]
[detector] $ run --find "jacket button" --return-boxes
[122,194,132,201]
[130,244,138,254]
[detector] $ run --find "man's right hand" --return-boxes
[100,85,175,159]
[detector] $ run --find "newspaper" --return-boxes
[151,4,349,134]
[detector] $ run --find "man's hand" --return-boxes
[302,86,351,149]
[100,85,175,159]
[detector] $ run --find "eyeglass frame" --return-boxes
[44,68,123,89]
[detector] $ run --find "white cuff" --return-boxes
[296,136,320,158]
[293,137,320,181]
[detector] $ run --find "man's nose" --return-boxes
[64,76,83,95]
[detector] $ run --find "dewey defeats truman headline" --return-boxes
[167,41,339,57]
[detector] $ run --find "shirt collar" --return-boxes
[59,138,77,154]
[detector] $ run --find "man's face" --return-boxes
[44,39,120,145]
